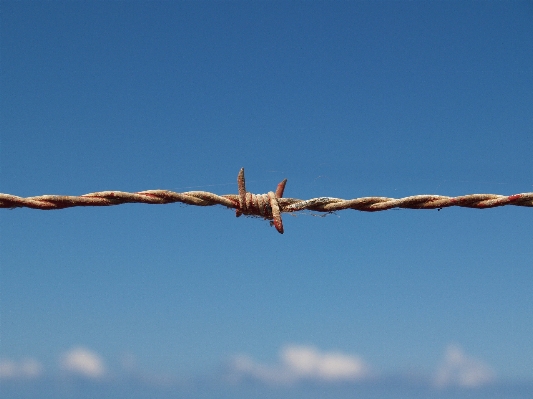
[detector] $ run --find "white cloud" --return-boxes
[231,344,370,385]
[434,345,495,388]
[0,358,43,379]
[283,346,368,380]
[60,347,106,379]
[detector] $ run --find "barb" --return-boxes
[1,168,532,234]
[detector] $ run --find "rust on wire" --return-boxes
[1,168,532,234]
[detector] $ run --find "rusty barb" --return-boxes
[236,168,287,233]
[1,168,532,234]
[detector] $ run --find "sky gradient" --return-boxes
[1,1,532,399]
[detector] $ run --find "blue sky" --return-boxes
[1,1,532,398]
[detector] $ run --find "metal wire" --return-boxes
[1,168,531,234]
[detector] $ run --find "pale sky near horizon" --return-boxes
[1,2,532,399]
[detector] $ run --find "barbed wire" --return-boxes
[1,168,531,234]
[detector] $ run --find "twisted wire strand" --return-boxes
[1,168,531,234]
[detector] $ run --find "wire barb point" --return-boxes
[235,168,287,234]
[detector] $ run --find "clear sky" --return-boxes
[1,1,532,399]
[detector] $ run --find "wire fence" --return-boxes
[2,168,531,234]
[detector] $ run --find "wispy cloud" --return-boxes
[60,347,106,379]
[230,344,370,385]
[434,345,495,388]
[0,358,43,379]
[0,342,502,395]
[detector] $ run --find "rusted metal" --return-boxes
[2,169,532,234]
